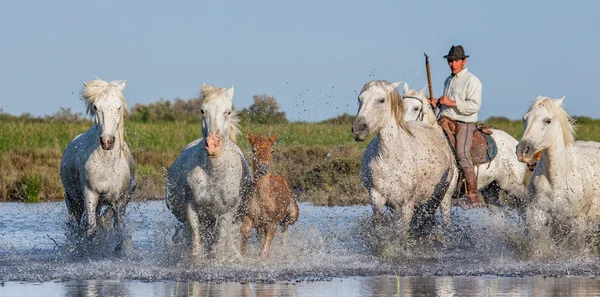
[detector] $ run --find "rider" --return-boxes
[428,45,483,208]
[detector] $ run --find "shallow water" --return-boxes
[2,201,600,296]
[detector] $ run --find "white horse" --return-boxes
[402,83,529,209]
[60,79,136,244]
[352,80,457,231]
[516,96,600,251]
[166,83,252,259]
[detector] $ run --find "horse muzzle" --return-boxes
[516,140,539,164]
[205,132,223,158]
[100,136,115,150]
[352,117,369,142]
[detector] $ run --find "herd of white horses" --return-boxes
[59,78,600,259]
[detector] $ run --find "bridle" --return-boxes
[403,96,424,122]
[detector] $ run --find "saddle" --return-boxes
[438,116,497,165]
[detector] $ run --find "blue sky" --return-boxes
[1,0,598,122]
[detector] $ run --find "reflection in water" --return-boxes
[3,276,600,297]
[62,280,132,297]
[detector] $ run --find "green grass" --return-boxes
[1,117,599,203]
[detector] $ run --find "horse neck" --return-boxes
[377,117,413,156]
[252,167,271,182]
[540,135,574,188]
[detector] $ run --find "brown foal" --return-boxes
[241,131,299,257]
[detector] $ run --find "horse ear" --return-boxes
[403,82,409,94]
[226,85,234,101]
[82,81,88,87]
[553,96,566,107]
[419,85,427,97]
[247,130,255,143]
[269,133,277,143]
[119,79,126,89]
[390,81,403,90]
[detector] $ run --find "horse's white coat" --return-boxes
[60,79,135,240]
[352,80,456,227]
[166,84,252,258]
[517,96,600,250]
[402,83,529,206]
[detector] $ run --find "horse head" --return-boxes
[352,80,409,142]
[248,131,277,177]
[200,83,239,158]
[516,96,573,164]
[81,79,128,151]
[402,83,436,125]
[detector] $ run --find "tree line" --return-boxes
[0,94,300,125]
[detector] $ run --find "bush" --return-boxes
[13,173,43,203]
[239,95,288,124]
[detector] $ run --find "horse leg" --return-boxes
[261,224,278,258]
[370,189,386,226]
[441,166,459,228]
[112,198,129,253]
[280,199,299,248]
[240,216,253,257]
[279,224,288,248]
[400,201,415,226]
[65,192,84,225]
[256,226,266,249]
[186,203,203,258]
[98,207,114,230]
[83,187,100,238]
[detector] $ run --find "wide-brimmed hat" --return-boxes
[443,45,469,60]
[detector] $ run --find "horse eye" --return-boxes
[225,111,231,116]
[93,105,97,111]
[413,107,419,111]
[544,118,552,124]
[378,98,385,104]
[200,109,206,115]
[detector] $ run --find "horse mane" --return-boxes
[531,96,575,146]
[403,88,437,126]
[81,78,128,151]
[361,80,413,136]
[200,84,240,142]
[81,79,128,116]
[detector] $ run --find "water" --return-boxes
[2,201,600,296]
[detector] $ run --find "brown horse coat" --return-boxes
[241,132,299,257]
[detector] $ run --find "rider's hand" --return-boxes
[439,96,456,107]
[428,97,438,108]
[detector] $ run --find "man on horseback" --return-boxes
[428,45,484,208]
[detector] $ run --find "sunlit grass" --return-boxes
[2,117,599,203]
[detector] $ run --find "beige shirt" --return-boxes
[440,68,482,123]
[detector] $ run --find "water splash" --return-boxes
[1,201,600,283]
